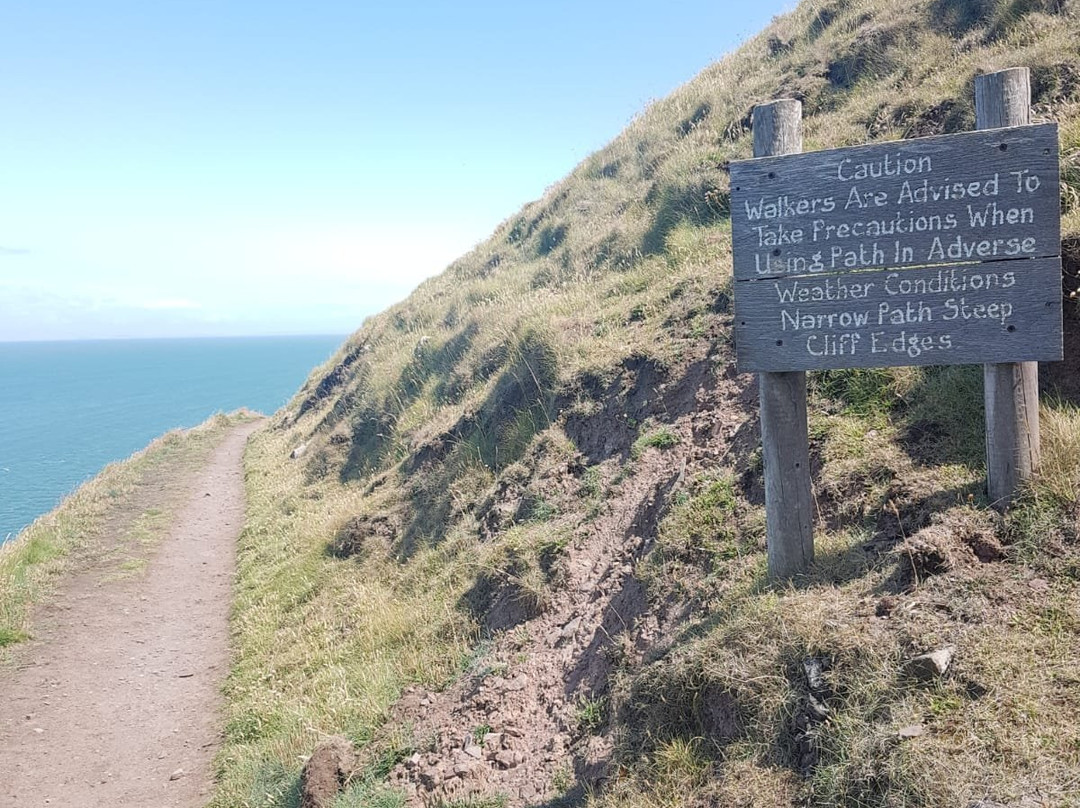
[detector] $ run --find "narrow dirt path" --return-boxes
[0,420,262,808]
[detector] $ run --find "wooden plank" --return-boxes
[977,67,1042,509]
[751,98,815,581]
[735,257,1063,371]
[730,123,1059,282]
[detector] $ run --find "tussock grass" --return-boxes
[0,412,248,657]
[473,519,569,616]
[630,424,680,460]
[1033,402,1080,506]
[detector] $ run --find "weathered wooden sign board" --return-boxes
[730,123,1064,372]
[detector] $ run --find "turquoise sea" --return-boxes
[0,335,344,543]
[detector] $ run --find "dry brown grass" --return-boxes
[1034,403,1080,506]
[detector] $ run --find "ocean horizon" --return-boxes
[0,334,345,543]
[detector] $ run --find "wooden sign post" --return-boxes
[978,68,1041,508]
[752,100,815,580]
[732,69,1063,578]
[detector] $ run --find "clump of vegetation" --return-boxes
[575,694,607,735]
[631,425,680,459]
[329,732,415,808]
[1032,402,1080,506]
[433,796,509,808]
[469,521,570,620]
[657,476,762,567]
[0,627,28,649]
[330,781,405,808]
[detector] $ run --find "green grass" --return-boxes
[631,426,680,460]
[810,368,912,417]
[329,736,415,808]
[331,782,405,808]
[575,694,607,735]
[550,763,574,796]
[433,796,508,808]
[657,476,762,566]
[0,627,28,648]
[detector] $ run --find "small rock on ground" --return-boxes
[904,646,955,681]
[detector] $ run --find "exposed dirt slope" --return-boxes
[0,420,261,808]
[379,355,751,806]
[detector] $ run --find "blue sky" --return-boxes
[0,1,792,341]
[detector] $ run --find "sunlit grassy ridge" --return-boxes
[224,0,1080,805]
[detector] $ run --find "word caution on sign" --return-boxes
[730,124,1064,372]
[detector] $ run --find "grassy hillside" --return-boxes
[223,1,1080,806]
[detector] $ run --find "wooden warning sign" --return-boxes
[730,123,1063,372]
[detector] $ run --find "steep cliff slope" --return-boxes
[220,1,1080,806]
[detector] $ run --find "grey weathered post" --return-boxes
[753,99,815,579]
[976,68,1041,508]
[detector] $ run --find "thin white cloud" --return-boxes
[139,298,201,310]
[0,246,30,256]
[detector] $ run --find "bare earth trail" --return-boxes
[0,421,263,808]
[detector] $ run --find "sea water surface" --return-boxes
[0,335,345,543]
